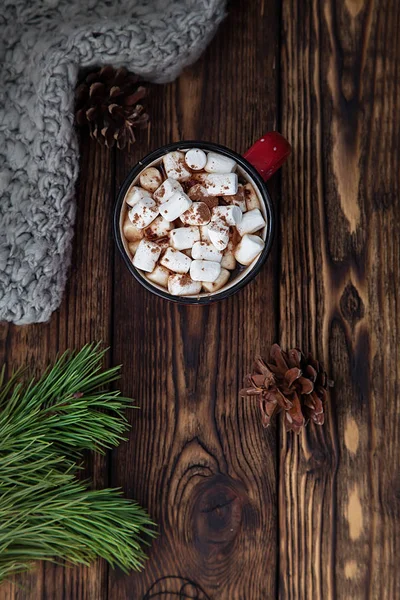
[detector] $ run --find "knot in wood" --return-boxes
[340,283,365,325]
[193,475,246,551]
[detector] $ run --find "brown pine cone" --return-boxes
[240,344,333,433]
[240,357,292,428]
[75,66,149,150]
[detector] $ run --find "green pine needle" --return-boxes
[0,344,157,583]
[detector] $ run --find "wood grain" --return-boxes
[0,135,115,600]
[1,0,399,598]
[107,1,280,598]
[279,0,400,598]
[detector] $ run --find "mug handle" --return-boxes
[244,131,291,182]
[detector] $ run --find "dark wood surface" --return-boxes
[1,0,399,598]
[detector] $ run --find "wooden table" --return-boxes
[1,0,399,598]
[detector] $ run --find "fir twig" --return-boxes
[0,345,156,583]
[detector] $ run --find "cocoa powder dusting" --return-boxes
[179,274,191,286]
[230,228,241,246]
[201,196,219,209]
[197,202,211,222]
[145,229,157,240]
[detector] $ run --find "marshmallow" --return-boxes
[128,240,141,256]
[163,151,192,181]
[207,220,230,251]
[122,214,144,241]
[234,234,265,265]
[128,198,159,229]
[225,184,247,212]
[243,182,261,211]
[202,268,231,293]
[192,241,223,263]
[159,191,192,222]
[200,225,211,242]
[133,239,161,272]
[180,202,211,226]
[139,167,163,192]
[190,260,221,283]
[185,148,207,171]
[168,274,202,296]
[160,247,192,273]
[204,152,236,173]
[144,216,173,238]
[221,241,236,270]
[125,185,152,207]
[187,184,218,208]
[192,172,238,196]
[236,208,266,236]
[169,226,200,251]
[153,178,183,203]
[211,205,243,226]
[146,264,170,288]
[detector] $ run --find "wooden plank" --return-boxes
[0,135,114,600]
[108,1,280,598]
[279,0,400,598]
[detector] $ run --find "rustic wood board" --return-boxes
[279,0,400,599]
[1,0,399,598]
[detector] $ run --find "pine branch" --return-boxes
[0,345,156,583]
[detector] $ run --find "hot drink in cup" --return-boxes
[121,148,269,297]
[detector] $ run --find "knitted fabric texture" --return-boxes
[0,0,226,325]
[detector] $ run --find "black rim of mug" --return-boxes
[113,140,275,304]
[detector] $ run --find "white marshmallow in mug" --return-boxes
[235,234,265,266]
[146,264,170,288]
[202,267,230,293]
[180,202,211,226]
[125,185,152,207]
[225,184,247,212]
[207,220,230,251]
[204,152,236,174]
[221,241,236,270]
[187,184,211,202]
[160,247,192,273]
[163,151,192,181]
[190,260,221,283]
[159,191,192,222]
[128,198,159,229]
[169,226,200,251]
[123,215,144,242]
[128,240,141,257]
[168,274,202,296]
[192,241,223,263]
[200,225,211,242]
[153,178,182,203]
[185,148,207,171]
[133,239,161,272]
[236,208,266,236]
[145,216,173,238]
[243,182,261,211]
[211,205,243,226]
[139,167,163,192]
[193,172,238,196]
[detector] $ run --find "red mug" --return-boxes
[114,132,291,304]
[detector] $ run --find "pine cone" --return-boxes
[240,357,292,428]
[240,345,333,433]
[75,66,149,150]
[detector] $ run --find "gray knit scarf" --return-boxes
[0,0,226,324]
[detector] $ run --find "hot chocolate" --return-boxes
[121,149,267,297]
